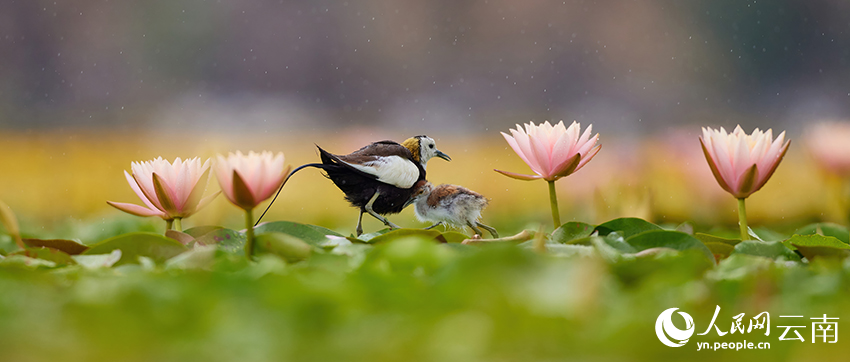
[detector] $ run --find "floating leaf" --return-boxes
[254,221,343,246]
[675,222,694,235]
[550,222,595,243]
[595,218,661,238]
[566,233,636,255]
[0,255,56,269]
[255,232,312,263]
[194,228,245,253]
[441,231,470,244]
[470,230,536,245]
[72,249,123,269]
[165,230,195,246]
[695,233,740,261]
[626,230,715,264]
[365,228,446,245]
[183,225,224,238]
[794,223,850,245]
[166,245,218,270]
[10,247,75,266]
[702,242,735,262]
[787,234,850,260]
[356,228,393,242]
[587,236,629,262]
[83,232,188,265]
[22,238,89,255]
[750,227,787,242]
[695,233,741,247]
[545,244,596,257]
[732,240,800,261]
[634,247,680,258]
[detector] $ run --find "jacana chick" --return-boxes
[258,136,450,235]
[412,181,499,238]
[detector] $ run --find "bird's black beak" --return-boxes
[436,150,451,162]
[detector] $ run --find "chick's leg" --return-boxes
[365,191,401,230]
[476,222,499,238]
[424,222,444,230]
[467,221,484,237]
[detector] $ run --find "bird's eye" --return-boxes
[429,144,434,149]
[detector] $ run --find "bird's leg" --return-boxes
[467,221,484,237]
[356,209,365,236]
[476,222,499,238]
[424,222,444,230]
[365,191,401,229]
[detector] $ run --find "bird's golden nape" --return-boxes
[403,135,452,167]
[401,137,421,163]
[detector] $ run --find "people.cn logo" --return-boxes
[655,308,696,347]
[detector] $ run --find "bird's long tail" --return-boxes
[254,163,326,226]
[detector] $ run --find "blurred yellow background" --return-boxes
[0,128,837,240]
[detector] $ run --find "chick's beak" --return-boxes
[436,150,451,162]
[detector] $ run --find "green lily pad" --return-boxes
[732,240,801,261]
[255,232,313,263]
[194,228,246,252]
[794,223,850,245]
[694,233,740,262]
[165,230,195,246]
[165,246,218,270]
[82,232,188,266]
[364,228,446,244]
[254,221,343,246]
[0,255,57,269]
[567,232,636,254]
[787,234,850,260]
[595,218,662,238]
[625,230,715,264]
[550,222,595,243]
[750,227,788,242]
[695,233,741,247]
[355,228,393,242]
[72,250,123,269]
[11,247,76,266]
[183,225,224,238]
[441,231,470,244]
[675,222,695,235]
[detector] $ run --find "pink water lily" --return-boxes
[495,121,601,182]
[215,151,290,211]
[804,122,850,177]
[215,151,290,259]
[700,125,790,241]
[108,157,218,221]
[495,120,601,228]
[700,125,790,199]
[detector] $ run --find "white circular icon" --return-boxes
[655,308,695,347]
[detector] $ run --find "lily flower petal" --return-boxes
[493,169,544,181]
[215,151,289,211]
[700,125,790,199]
[497,121,600,182]
[106,201,165,218]
[110,157,215,220]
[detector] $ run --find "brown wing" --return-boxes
[337,140,414,165]
[428,184,487,207]
[427,184,459,207]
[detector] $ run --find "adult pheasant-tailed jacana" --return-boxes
[258,136,450,235]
